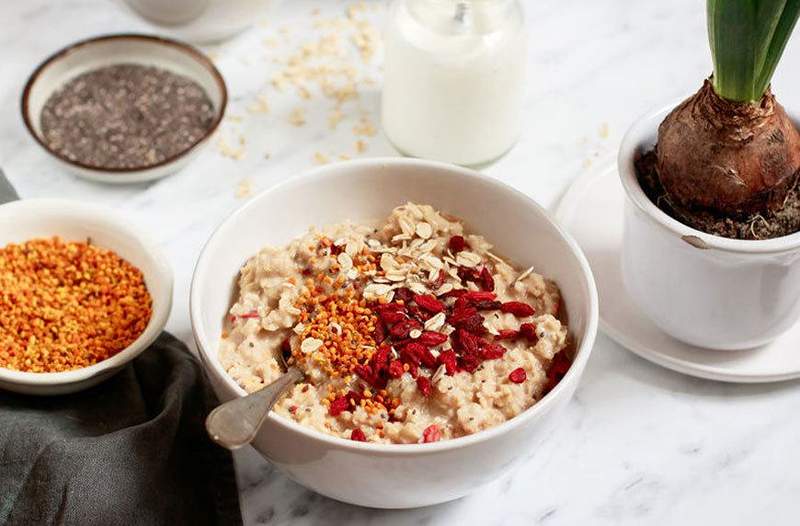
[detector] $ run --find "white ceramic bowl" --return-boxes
[121,0,281,43]
[620,103,800,350]
[0,199,173,395]
[190,158,598,508]
[21,34,227,184]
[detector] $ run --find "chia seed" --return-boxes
[40,63,216,170]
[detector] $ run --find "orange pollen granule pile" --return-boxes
[292,238,399,414]
[0,237,153,373]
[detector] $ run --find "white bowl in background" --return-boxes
[21,34,227,185]
[190,158,598,508]
[121,0,281,43]
[0,199,173,395]
[619,104,800,350]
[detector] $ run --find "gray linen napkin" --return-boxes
[0,334,243,526]
[0,170,242,526]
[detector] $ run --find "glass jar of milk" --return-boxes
[381,0,527,166]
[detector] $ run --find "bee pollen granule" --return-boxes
[0,237,152,373]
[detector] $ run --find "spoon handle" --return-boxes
[206,367,303,450]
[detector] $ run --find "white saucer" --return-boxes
[555,163,800,383]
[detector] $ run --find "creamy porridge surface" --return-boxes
[220,203,571,444]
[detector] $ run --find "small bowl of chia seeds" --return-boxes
[21,34,227,184]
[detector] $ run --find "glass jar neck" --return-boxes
[405,0,520,35]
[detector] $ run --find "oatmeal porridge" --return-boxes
[220,203,572,444]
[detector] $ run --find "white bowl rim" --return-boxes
[619,98,800,255]
[20,32,228,175]
[190,157,599,454]
[0,198,174,387]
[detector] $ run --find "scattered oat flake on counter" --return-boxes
[236,178,254,199]
[289,107,307,126]
[313,152,330,165]
[217,135,246,160]
[247,94,270,114]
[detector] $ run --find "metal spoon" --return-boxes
[206,353,303,450]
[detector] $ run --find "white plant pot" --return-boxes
[619,103,800,350]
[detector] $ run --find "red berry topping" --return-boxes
[329,396,349,416]
[388,360,405,379]
[463,290,497,303]
[350,428,367,442]
[416,376,432,396]
[438,350,458,375]
[414,294,445,313]
[500,301,536,317]
[422,424,442,443]
[448,235,467,253]
[418,331,448,346]
[496,329,520,340]
[509,367,527,384]
[479,267,495,291]
[519,323,538,341]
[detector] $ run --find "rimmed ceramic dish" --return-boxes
[21,33,227,184]
[619,103,800,350]
[190,158,598,508]
[0,199,173,395]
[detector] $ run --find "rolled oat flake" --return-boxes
[40,63,215,169]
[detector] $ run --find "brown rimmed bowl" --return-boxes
[21,33,227,185]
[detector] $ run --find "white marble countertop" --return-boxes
[3,0,800,524]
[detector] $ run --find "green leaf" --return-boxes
[708,0,800,102]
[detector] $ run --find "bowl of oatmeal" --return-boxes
[190,158,597,508]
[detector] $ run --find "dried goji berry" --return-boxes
[401,342,427,365]
[448,235,467,253]
[418,331,448,346]
[379,309,407,324]
[394,287,414,304]
[458,354,482,373]
[388,360,405,378]
[479,267,495,291]
[496,329,519,340]
[422,424,442,443]
[390,318,422,339]
[500,301,536,317]
[416,376,432,396]
[457,266,481,283]
[407,304,431,322]
[375,301,406,312]
[456,328,480,354]
[457,313,486,334]
[414,294,445,313]
[329,396,349,416]
[480,343,506,360]
[354,364,375,385]
[439,288,468,300]
[438,350,457,375]
[509,367,527,383]
[448,306,478,325]
[374,322,386,344]
[545,352,571,393]
[519,323,538,341]
[420,348,438,368]
[372,345,392,372]
[474,300,502,311]
[350,428,367,442]
[463,290,497,303]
